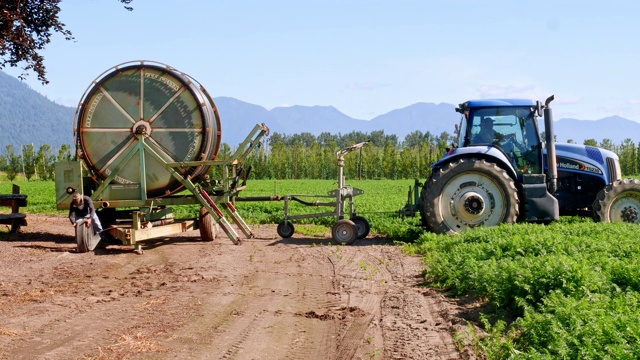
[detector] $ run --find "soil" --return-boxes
[0,215,478,360]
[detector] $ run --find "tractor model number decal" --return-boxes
[557,157,602,175]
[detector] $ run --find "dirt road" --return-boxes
[0,215,474,359]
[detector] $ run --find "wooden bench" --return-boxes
[0,184,28,233]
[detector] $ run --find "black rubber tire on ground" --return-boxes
[76,225,90,253]
[351,216,370,239]
[421,158,519,234]
[331,219,357,245]
[199,207,218,242]
[75,220,101,253]
[277,221,295,238]
[592,178,640,223]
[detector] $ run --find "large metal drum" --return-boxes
[75,61,222,198]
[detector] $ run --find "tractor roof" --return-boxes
[456,99,537,113]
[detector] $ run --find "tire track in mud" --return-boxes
[155,241,342,360]
[326,244,462,359]
[327,246,393,359]
[283,269,340,360]
[379,250,461,359]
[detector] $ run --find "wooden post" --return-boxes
[11,184,19,214]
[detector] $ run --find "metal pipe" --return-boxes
[544,95,558,194]
[290,196,336,207]
[235,195,282,202]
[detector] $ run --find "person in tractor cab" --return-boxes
[473,117,496,144]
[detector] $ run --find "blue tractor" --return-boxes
[412,95,640,234]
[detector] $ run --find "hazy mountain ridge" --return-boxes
[0,71,75,150]
[0,72,638,151]
[552,116,639,144]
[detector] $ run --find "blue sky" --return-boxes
[6,0,640,122]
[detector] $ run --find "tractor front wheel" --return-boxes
[593,178,640,223]
[421,158,519,234]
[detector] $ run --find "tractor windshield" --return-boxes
[465,106,542,174]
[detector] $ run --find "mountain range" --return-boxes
[1,71,638,151]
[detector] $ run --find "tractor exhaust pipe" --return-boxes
[544,95,558,194]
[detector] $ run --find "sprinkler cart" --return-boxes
[244,141,371,245]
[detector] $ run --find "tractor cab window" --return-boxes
[456,113,468,148]
[466,107,542,174]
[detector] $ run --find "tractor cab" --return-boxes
[455,99,543,175]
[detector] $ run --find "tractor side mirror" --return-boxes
[536,101,543,117]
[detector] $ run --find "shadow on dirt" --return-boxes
[14,244,74,252]
[93,247,137,255]
[0,231,73,243]
[266,235,396,247]
[136,236,211,251]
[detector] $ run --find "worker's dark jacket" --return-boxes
[68,195,97,224]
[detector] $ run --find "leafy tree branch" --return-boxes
[0,0,133,83]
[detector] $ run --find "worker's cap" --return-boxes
[481,117,494,125]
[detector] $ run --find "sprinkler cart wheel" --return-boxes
[351,216,370,239]
[277,221,295,238]
[331,219,357,245]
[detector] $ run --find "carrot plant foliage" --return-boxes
[408,218,640,359]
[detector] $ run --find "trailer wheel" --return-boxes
[351,216,370,239]
[422,158,519,234]
[199,207,218,242]
[277,221,295,238]
[593,178,640,223]
[332,219,357,245]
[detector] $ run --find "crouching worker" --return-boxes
[69,193,103,235]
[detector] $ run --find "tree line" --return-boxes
[0,144,72,181]
[1,131,639,182]
[574,138,639,176]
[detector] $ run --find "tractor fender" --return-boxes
[432,146,517,179]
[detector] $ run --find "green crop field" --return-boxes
[2,178,639,358]
[0,179,423,239]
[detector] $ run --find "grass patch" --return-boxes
[293,224,330,238]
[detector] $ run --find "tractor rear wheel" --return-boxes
[421,158,519,234]
[593,178,640,223]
